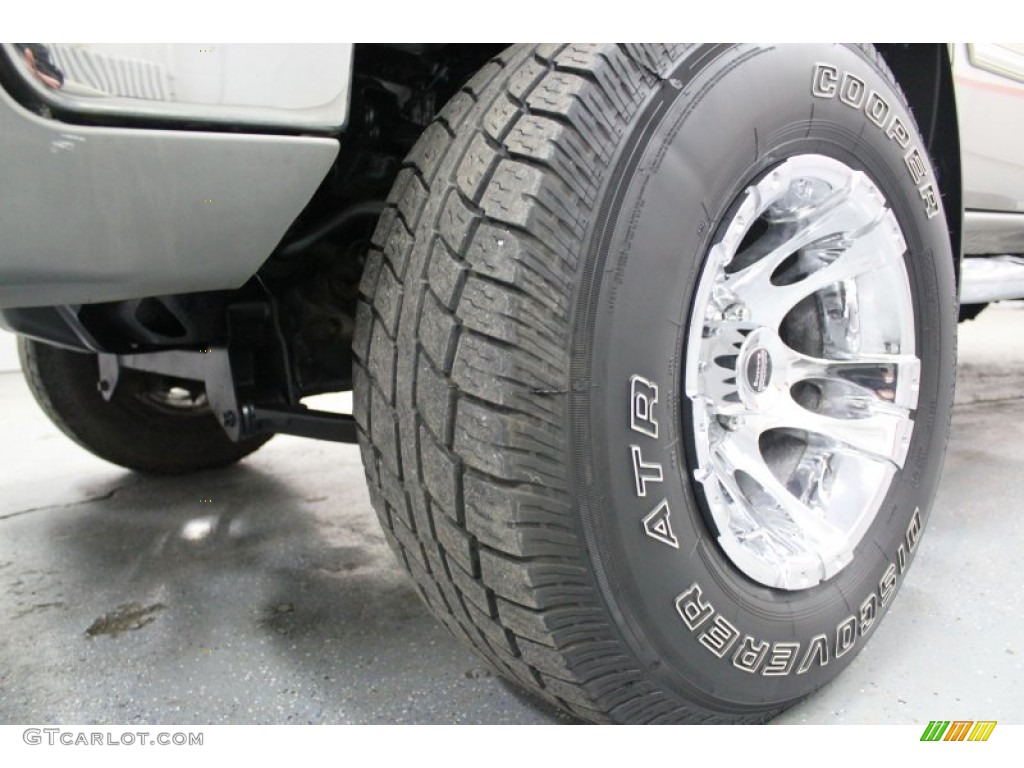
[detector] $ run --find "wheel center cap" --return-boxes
[745,347,772,393]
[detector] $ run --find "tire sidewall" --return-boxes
[573,44,956,710]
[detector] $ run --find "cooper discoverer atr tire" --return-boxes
[353,44,956,723]
[19,337,270,474]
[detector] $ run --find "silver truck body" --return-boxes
[0,43,1023,312]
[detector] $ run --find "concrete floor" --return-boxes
[1,305,1023,725]
[0,330,17,373]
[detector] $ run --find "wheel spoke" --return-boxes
[741,215,892,325]
[728,179,863,295]
[712,432,850,573]
[777,343,921,408]
[728,171,888,304]
[747,394,913,468]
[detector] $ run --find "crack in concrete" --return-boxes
[0,482,138,522]
[12,601,67,621]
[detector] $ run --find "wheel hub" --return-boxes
[685,155,920,591]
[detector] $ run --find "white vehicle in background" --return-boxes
[955,44,1024,311]
[1,43,1022,724]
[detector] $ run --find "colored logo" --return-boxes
[745,348,772,393]
[920,720,997,742]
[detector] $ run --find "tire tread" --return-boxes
[353,44,765,723]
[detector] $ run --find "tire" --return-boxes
[19,337,270,474]
[353,44,956,723]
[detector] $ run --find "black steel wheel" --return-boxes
[19,337,270,474]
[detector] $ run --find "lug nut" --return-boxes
[724,303,750,322]
[719,415,744,431]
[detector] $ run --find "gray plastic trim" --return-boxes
[963,210,1024,256]
[0,79,338,310]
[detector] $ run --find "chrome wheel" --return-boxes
[685,155,920,591]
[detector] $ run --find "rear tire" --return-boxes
[353,44,956,723]
[19,337,270,474]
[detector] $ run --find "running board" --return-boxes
[960,255,1024,305]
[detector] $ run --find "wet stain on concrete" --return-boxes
[85,602,167,637]
[306,546,372,573]
[262,601,299,636]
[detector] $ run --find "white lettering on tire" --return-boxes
[812,63,939,218]
[673,505,924,675]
